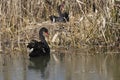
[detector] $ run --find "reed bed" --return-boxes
[0,0,120,52]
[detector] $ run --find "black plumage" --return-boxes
[27,27,50,57]
[49,1,69,22]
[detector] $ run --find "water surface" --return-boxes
[0,49,120,80]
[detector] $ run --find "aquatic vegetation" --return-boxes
[0,0,119,52]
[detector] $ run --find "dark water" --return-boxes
[0,49,120,80]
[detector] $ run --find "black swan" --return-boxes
[49,1,69,22]
[27,27,50,57]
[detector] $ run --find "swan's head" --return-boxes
[40,27,49,35]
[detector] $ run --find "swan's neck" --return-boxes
[39,33,49,48]
[39,33,45,42]
[58,5,62,17]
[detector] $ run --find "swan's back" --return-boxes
[27,40,50,57]
[27,27,50,57]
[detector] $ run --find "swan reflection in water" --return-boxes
[28,55,50,78]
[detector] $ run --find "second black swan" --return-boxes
[49,1,69,22]
[27,27,50,57]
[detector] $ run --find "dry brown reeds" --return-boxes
[0,0,120,52]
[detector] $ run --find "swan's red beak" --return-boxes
[45,32,49,36]
[60,1,65,10]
